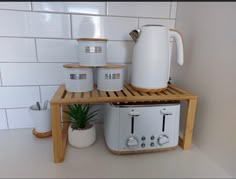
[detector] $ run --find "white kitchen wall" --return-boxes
[0,2,177,129]
[171,2,236,177]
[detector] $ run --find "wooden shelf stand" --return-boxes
[50,84,197,163]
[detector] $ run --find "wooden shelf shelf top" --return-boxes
[51,84,196,105]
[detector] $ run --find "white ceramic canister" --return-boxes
[97,64,125,91]
[77,38,108,66]
[63,64,93,92]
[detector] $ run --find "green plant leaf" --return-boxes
[63,104,98,129]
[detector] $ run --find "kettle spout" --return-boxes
[129,29,140,42]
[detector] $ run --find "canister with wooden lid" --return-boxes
[97,64,125,91]
[63,64,93,92]
[77,38,108,66]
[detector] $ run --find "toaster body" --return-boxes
[104,102,180,154]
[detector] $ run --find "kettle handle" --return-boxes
[169,29,184,66]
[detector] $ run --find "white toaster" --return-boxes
[104,102,180,154]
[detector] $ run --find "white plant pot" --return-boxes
[68,124,96,148]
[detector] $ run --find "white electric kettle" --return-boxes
[129,25,184,92]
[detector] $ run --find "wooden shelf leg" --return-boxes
[51,103,64,163]
[179,98,197,150]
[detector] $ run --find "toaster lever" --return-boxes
[128,111,140,116]
[160,109,172,115]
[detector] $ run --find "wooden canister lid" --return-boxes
[77,38,108,41]
[63,64,92,69]
[97,64,125,69]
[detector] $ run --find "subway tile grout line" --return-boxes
[4,109,9,129]
[106,1,108,16]
[175,2,179,26]
[0,68,2,86]
[169,1,172,19]
[0,61,132,64]
[0,62,132,65]
[34,38,39,62]
[70,14,73,39]
[0,36,134,42]
[1,107,32,110]
[0,8,172,20]
[0,36,171,43]
[0,36,72,40]
[30,1,33,11]
[0,84,62,88]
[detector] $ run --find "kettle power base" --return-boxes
[131,85,167,93]
[106,145,178,155]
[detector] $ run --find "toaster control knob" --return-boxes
[141,136,146,141]
[150,136,155,140]
[141,143,145,148]
[150,142,155,147]
[127,137,138,148]
[157,135,169,146]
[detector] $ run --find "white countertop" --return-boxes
[0,124,231,178]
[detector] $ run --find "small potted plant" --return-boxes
[63,104,99,148]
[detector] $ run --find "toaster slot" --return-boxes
[161,109,173,132]
[131,116,134,134]
[162,115,166,132]
[128,110,140,134]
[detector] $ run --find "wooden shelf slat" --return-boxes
[99,90,108,97]
[83,91,90,98]
[115,90,126,98]
[51,85,66,101]
[121,86,134,97]
[168,84,190,94]
[162,90,173,95]
[107,91,117,98]
[64,92,73,100]
[165,88,177,95]
[124,84,141,96]
[92,88,99,98]
[74,92,82,99]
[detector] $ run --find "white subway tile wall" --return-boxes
[0,63,65,86]
[0,38,37,62]
[0,86,40,108]
[36,39,78,62]
[139,18,176,29]
[32,2,106,15]
[170,2,177,19]
[7,108,34,129]
[72,15,138,40]
[29,12,71,38]
[40,85,59,102]
[0,2,31,11]
[107,41,134,64]
[0,11,70,38]
[0,68,2,86]
[0,2,177,129]
[107,2,171,18]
